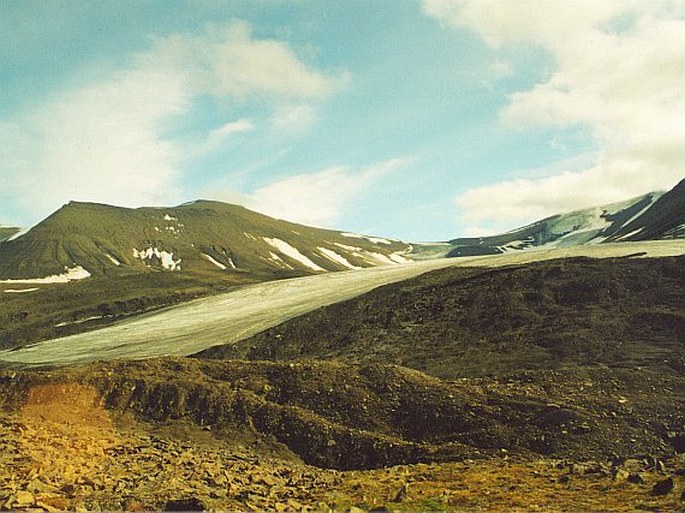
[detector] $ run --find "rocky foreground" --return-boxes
[1,358,684,511]
[1,408,684,512]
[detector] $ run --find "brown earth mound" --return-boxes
[1,358,683,471]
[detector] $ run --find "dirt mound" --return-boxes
[196,256,685,378]
[1,358,683,472]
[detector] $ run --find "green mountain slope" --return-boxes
[0,200,412,280]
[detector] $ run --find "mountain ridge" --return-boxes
[0,179,683,280]
[0,200,412,280]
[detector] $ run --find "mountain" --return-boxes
[0,225,20,244]
[445,179,685,257]
[0,200,413,280]
[2,180,682,280]
[606,178,685,241]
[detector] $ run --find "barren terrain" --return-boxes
[1,241,682,368]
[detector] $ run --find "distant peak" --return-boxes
[175,199,246,209]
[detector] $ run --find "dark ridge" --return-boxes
[610,178,685,241]
[1,358,682,470]
[195,256,685,379]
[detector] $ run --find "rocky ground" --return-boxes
[1,358,684,511]
[1,408,684,512]
[1,254,684,511]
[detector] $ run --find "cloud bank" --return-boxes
[424,0,685,232]
[0,21,343,226]
[208,158,407,228]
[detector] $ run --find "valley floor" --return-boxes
[1,242,684,512]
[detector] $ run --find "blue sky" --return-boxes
[1,1,684,241]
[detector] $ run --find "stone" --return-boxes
[36,501,62,513]
[164,497,204,511]
[611,469,629,482]
[650,477,674,496]
[27,478,58,494]
[391,483,409,502]
[15,490,35,507]
[622,459,643,473]
[627,473,645,485]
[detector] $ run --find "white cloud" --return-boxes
[270,104,318,134]
[424,0,685,232]
[1,21,343,225]
[146,21,343,101]
[1,68,189,220]
[199,118,255,154]
[456,161,668,234]
[244,159,407,227]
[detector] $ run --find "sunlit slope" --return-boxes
[0,200,412,280]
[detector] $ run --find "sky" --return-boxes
[1,0,684,241]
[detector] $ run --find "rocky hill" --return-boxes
[0,200,412,280]
[606,178,685,241]
[196,255,685,378]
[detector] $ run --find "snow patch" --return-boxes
[105,254,121,266]
[202,253,235,270]
[4,288,40,293]
[0,266,91,284]
[6,228,29,242]
[268,252,293,269]
[361,252,397,266]
[55,315,105,328]
[318,247,362,270]
[621,199,658,228]
[243,232,257,241]
[550,208,612,238]
[263,238,326,272]
[133,247,181,271]
[163,214,178,221]
[365,236,393,245]
[388,252,411,264]
[617,228,645,240]
[333,242,410,266]
[334,242,363,252]
[341,233,394,245]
